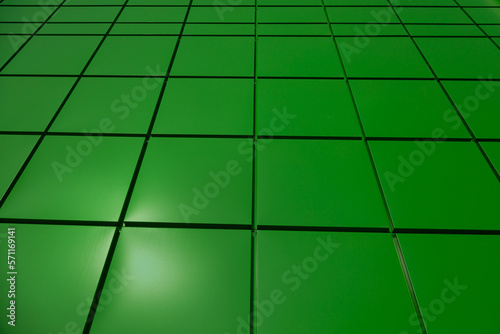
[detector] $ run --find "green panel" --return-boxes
[118,6,188,22]
[260,0,322,4]
[48,6,120,22]
[350,80,470,138]
[0,22,41,34]
[0,6,56,21]
[86,36,177,76]
[257,231,416,333]
[50,77,162,134]
[0,35,28,67]
[153,78,253,135]
[258,23,331,36]
[256,79,361,136]
[125,138,252,224]
[257,37,344,77]
[399,234,500,333]
[442,80,500,139]
[369,141,500,230]
[0,135,38,199]
[406,24,484,37]
[481,142,500,174]
[193,0,254,4]
[331,23,407,36]
[89,228,250,334]
[481,24,500,36]
[326,6,399,23]
[0,136,143,221]
[0,224,114,334]
[457,0,500,6]
[0,76,76,131]
[337,37,433,78]
[64,0,126,4]
[127,0,189,3]
[465,7,500,24]
[390,0,457,4]
[2,36,101,75]
[325,0,389,5]
[188,6,254,23]
[184,23,254,35]
[415,37,500,79]
[110,23,182,34]
[258,7,327,23]
[1,0,63,3]
[398,7,472,24]
[170,36,254,76]
[39,23,111,34]
[257,140,390,228]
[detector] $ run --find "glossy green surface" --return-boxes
[257,231,415,333]
[326,6,398,23]
[0,224,114,334]
[189,6,254,22]
[39,23,111,34]
[465,7,500,24]
[405,24,484,36]
[0,6,56,21]
[110,23,182,34]
[90,227,250,334]
[350,80,470,138]
[399,234,500,333]
[49,6,120,22]
[257,140,389,228]
[481,142,500,174]
[154,78,253,135]
[184,23,254,35]
[258,7,326,23]
[259,23,331,35]
[0,136,143,221]
[398,7,472,24]
[332,23,407,36]
[125,138,252,224]
[370,141,500,230]
[118,6,187,22]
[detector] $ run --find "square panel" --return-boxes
[0,135,38,199]
[259,0,322,4]
[457,0,500,6]
[415,37,500,78]
[86,36,177,76]
[350,80,470,138]
[184,23,254,35]
[170,36,254,76]
[153,78,253,135]
[0,22,41,34]
[257,139,390,228]
[50,77,163,134]
[332,23,407,36]
[442,80,500,139]
[0,76,76,131]
[256,79,361,137]
[369,141,500,230]
[39,23,111,34]
[0,224,114,334]
[390,0,457,4]
[258,23,331,36]
[0,136,143,221]
[258,7,327,23]
[48,6,120,22]
[398,7,472,24]
[399,234,500,333]
[89,227,250,334]
[406,24,484,37]
[257,231,416,333]
[465,7,500,24]
[1,36,101,74]
[0,6,56,21]
[257,37,344,77]
[481,142,500,174]
[110,23,182,34]
[188,6,254,23]
[325,0,389,4]
[337,37,433,78]
[118,6,188,22]
[326,6,399,23]
[125,137,252,224]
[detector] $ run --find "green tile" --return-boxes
[257,231,416,333]
[0,35,28,69]
[350,80,470,138]
[257,140,389,228]
[90,227,250,334]
[257,37,344,77]
[481,142,500,174]
[125,138,252,224]
[331,23,407,36]
[0,224,114,334]
[416,37,500,79]
[2,36,101,75]
[481,24,500,36]
[456,0,500,6]
[49,6,121,22]
[0,76,76,131]
[406,24,484,36]
[118,6,188,22]
[495,37,500,47]
[39,23,111,34]
[0,135,38,199]
[1,0,63,3]
[258,23,331,36]
[0,6,56,22]
[398,7,472,24]
[260,0,322,4]
[127,0,189,3]
[325,0,389,4]
[153,78,253,135]
[391,0,457,4]
[465,7,500,24]
[184,23,254,35]
[338,37,432,78]
[171,36,254,76]
[370,141,500,230]
[0,136,142,221]
[399,234,500,333]
[257,79,361,137]
[50,77,163,134]
[86,36,177,75]
[327,6,399,23]
[442,80,500,139]
[0,22,41,34]
[64,0,125,4]
[110,23,182,34]
[258,7,326,23]
[188,6,254,23]
[194,0,253,4]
